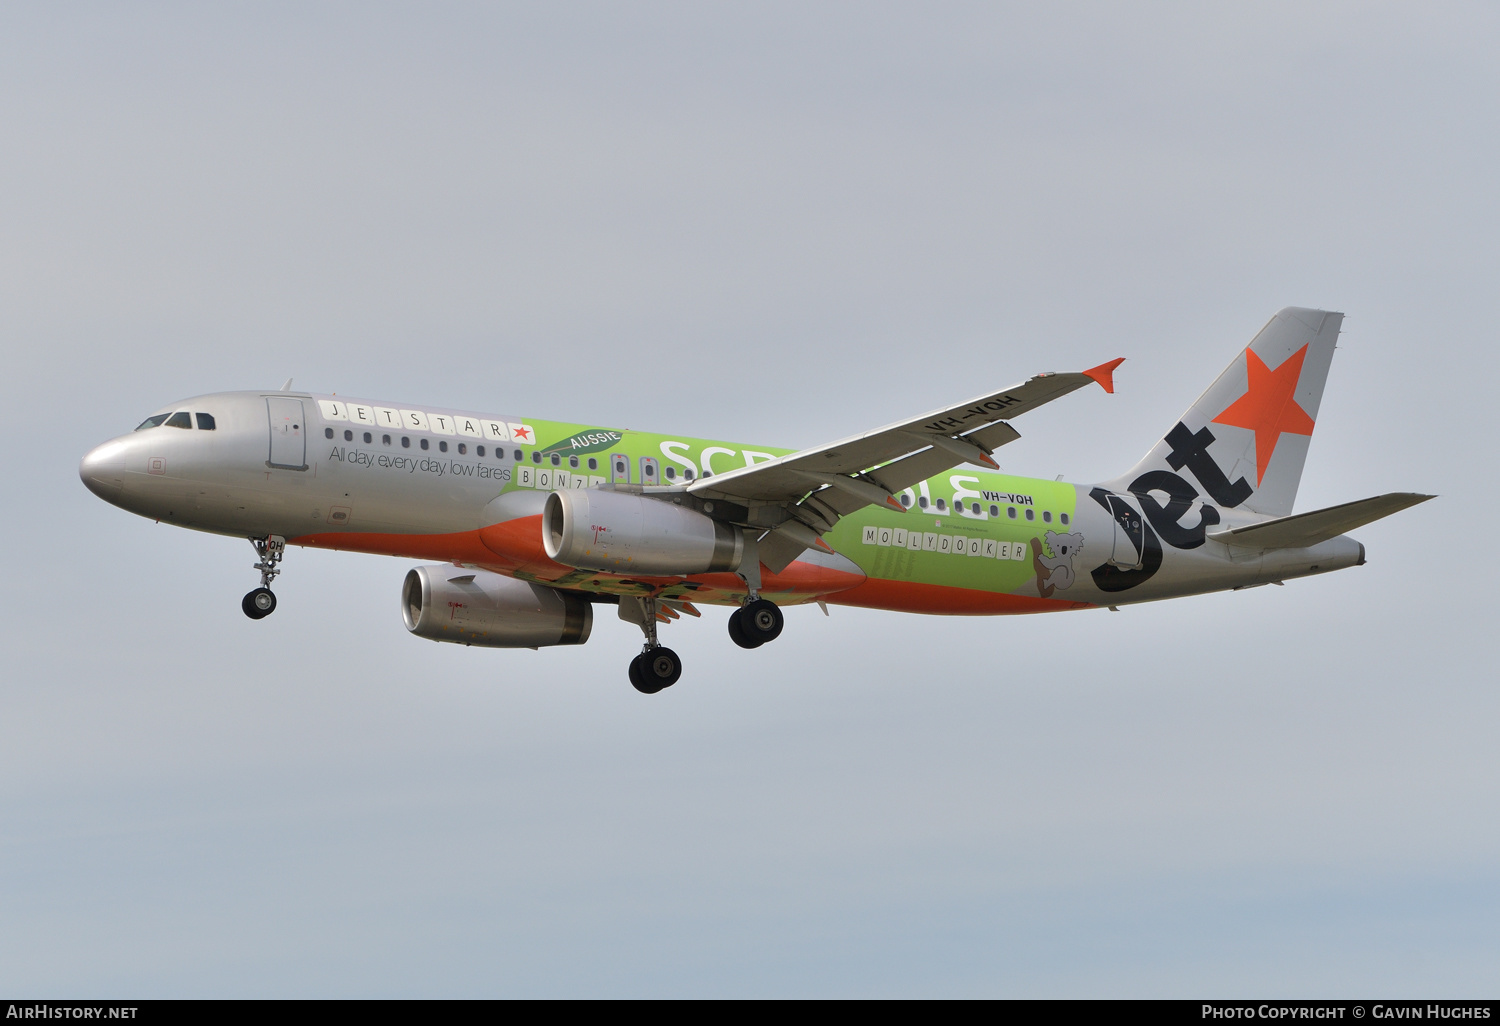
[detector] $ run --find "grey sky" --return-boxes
[2,2,1495,995]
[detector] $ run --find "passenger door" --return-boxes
[1106,492,1146,569]
[266,397,308,470]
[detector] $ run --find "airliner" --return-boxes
[80,308,1430,694]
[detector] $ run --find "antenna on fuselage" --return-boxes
[280,378,293,391]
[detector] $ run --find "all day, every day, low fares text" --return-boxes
[81,308,1431,693]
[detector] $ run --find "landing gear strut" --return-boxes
[621,595,682,694]
[242,535,285,620]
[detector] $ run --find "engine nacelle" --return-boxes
[543,488,744,575]
[402,565,592,648]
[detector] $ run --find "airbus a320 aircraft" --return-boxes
[81,308,1429,694]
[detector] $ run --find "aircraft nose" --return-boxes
[80,440,128,503]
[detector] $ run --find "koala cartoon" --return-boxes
[1030,530,1085,599]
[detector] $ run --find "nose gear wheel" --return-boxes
[242,587,277,619]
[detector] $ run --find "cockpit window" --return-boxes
[165,412,192,429]
[195,413,216,430]
[135,414,170,431]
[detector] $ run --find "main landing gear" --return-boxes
[728,598,784,649]
[620,595,682,695]
[629,646,683,694]
[618,545,785,693]
[725,540,784,651]
[242,535,285,620]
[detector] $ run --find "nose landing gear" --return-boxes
[242,535,285,620]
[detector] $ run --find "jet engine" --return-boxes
[402,565,592,648]
[543,488,744,575]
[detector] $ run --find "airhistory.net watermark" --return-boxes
[5,1007,137,1020]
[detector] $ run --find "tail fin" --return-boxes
[1107,307,1342,517]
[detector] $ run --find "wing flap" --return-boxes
[1207,492,1433,549]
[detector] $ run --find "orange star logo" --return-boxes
[1211,345,1316,485]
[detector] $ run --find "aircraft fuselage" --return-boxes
[80,389,1364,616]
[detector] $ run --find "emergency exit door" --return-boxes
[266,397,308,470]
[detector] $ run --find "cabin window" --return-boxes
[1007,507,1017,519]
[918,495,929,509]
[363,432,372,444]
[532,451,541,464]
[402,437,410,448]
[935,498,947,511]
[420,438,429,450]
[457,443,467,455]
[382,434,391,446]
[477,445,485,457]
[514,449,523,461]
[1042,511,1052,523]
[1025,508,1035,521]
[989,504,999,517]
[195,413,216,430]
[684,467,694,480]
[901,493,912,507]
[166,411,192,429]
[134,414,169,431]
[344,430,353,442]
[324,428,334,439]
[439,441,448,453]
[665,467,676,480]
[588,458,598,471]
[550,453,560,466]
[569,456,579,469]
[1060,513,1070,525]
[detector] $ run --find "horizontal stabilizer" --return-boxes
[1207,492,1434,549]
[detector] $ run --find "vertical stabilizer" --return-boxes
[1106,307,1342,517]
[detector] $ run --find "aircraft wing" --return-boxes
[686,359,1123,571]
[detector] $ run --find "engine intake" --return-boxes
[543,488,744,575]
[402,566,592,648]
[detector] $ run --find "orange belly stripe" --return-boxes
[289,523,1069,614]
[828,577,1093,615]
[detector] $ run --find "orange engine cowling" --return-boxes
[543,488,744,576]
[402,565,592,648]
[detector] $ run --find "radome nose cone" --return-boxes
[80,442,127,502]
